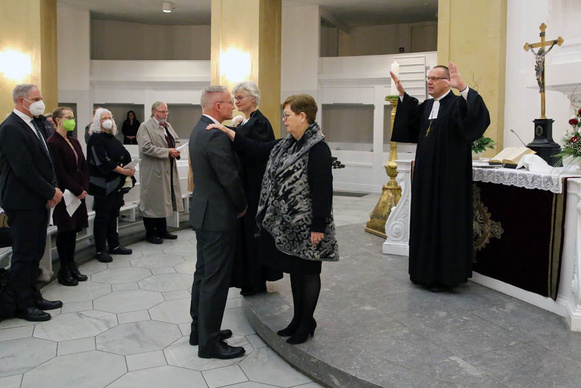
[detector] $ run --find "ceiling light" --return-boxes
[162,1,174,13]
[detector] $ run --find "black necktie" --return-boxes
[31,119,57,186]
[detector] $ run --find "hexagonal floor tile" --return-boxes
[149,299,191,324]
[0,338,56,377]
[91,266,152,284]
[108,366,206,388]
[21,351,126,388]
[97,321,181,355]
[33,310,117,342]
[41,281,112,303]
[240,348,312,387]
[138,273,192,292]
[94,289,163,313]
[131,254,185,269]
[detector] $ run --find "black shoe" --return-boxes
[240,286,267,296]
[34,298,63,310]
[287,318,317,345]
[96,252,112,263]
[16,307,51,322]
[110,246,132,255]
[57,267,78,287]
[146,236,163,244]
[198,340,245,359]
[189,329,233,346]
[70,263,88,282]
[277,318,300,337]
[159,232,178,240]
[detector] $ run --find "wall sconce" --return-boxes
[162,1,174,13]
[220,49,251,83]
[0,50,31,81]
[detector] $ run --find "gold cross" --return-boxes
[425,120,433,137]
[523,23,564,119]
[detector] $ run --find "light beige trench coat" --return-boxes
[136,117,184,218]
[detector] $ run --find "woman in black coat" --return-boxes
[121,110,140,145]
[87,108,136,263]
[46,107,89,286]
[229,81,282,296]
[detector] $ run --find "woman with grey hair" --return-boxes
[229,81,281,296]
[87,108,135,263]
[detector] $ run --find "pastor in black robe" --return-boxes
[391,88,490,287]
[230,109,283,293]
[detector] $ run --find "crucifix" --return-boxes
[522,23,564,166]
[523,23,564,119]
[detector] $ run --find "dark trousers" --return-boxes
[56,230,77,267]
[5,207,48,310]
[93,191,123,253]
[143,217,168,238]
[190,229,236,349]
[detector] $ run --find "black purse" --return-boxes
[0,268,16,318]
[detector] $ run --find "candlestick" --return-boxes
[390,60,400,95]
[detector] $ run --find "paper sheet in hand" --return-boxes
[177,142,189,151]
[63,189,81,217]
[123,159,140,169]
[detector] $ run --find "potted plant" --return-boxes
[471,136,495,159]
[556,108,581,169]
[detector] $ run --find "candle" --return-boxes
[390,60,400,95]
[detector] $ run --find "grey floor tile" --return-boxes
[96,320,181,355]
[108,365,206,388]
[126,349,167,371]
[0,337,56,377]
[202,365,248,388]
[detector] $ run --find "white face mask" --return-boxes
[102,119,113,130]
[24,99,45,116]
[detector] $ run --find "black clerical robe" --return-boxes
[391,89,490,287]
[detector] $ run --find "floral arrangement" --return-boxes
[471,136,495,154]
[557,109,581,165]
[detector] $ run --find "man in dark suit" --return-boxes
[0,84,64,321]
[189,85,247,359]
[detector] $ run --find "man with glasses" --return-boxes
[390,62,491,292]
[188,85,247,359]
[0,84,64,321]
[137,101,183,244]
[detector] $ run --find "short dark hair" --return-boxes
[283,94,318,124]
[432,65,450,78]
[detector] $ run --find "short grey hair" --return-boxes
[151,101,167,112]
[12,84,37,103]
[232,81,260,107]
[89,108,117,136]
[200,85,228,110]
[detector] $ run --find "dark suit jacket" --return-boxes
[0,112,56,210]
[189,115,246,232]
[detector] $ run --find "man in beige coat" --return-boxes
[137,101,183,244]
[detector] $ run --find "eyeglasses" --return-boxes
[426,76,449,82]
[281,113,292,121]
[234,96,246,102]
[219,100,234,105]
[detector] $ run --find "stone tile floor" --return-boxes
[0,194,376,388]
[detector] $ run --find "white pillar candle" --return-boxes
[390,60,400,95]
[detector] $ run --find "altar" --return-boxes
[383,163,581,331]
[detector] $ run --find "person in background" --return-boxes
[0,84,63,322]
[84,106,100,145]
[122,110,140,145]
[137,101,182,244]
[47,107,89,286]
[42,113,55,136]
[87,108,135,263]
[229,81,282,296]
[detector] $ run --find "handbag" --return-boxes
[0,268,16,318]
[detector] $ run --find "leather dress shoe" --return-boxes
[146,236,163,244]
[96,252,113,263]
[109,246,132,255]
[189,329,233,346]
[70,263,88,282]
[198,340,245,359]
[16,307,51,322]
[159,232,178,240]
[34,298,63,310]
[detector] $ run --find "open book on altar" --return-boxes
[489,147,536,167]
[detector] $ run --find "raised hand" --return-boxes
[447,62,467,91]
[390,71,405,96]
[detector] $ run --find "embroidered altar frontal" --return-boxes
[472,181,566,300]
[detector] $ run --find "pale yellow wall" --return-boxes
[0,0,57,117]
[438,0,507,153]
[211,0,281,135]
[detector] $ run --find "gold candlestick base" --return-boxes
[365,96,401,238]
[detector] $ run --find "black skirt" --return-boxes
[259,230,322,275]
